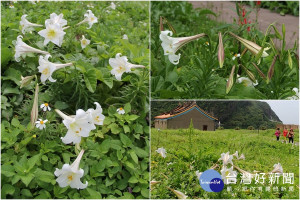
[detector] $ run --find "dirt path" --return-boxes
[190,1,299,49]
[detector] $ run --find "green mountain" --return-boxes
[151,101,282,129]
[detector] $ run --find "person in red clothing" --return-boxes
[274,128,281,141]
[283,128,288,142]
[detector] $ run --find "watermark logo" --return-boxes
[199,169,224,192]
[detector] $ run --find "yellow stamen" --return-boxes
[67,175,73,181]
[42,68,49,75]
[116,66,125,74]
[44,103,49,107]
[82,40,87,45]
[47,29,57,39]
[234,54,238,57]
[32,134,36,138]
[119,108,123,110]
[40,120,44,124]
[91,17,94,21]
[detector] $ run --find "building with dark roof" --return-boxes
[154,101,218,131]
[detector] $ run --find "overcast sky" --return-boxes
[262,100,299,124]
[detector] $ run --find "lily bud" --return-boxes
[229,32,269,58]
[251,62,266,79]
[267,55,278,84]
[226,65,236,94]
[31,83,39,128]
[167,187,188,199]
[20,75,35,88]
[288,50,293,69]
[218,32,224,68]
[241,65,256,83]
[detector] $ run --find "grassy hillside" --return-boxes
[151,128,299,199]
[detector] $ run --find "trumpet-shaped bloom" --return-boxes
[38,22,66,47]
[221,166,237,184]
[55,109,96,144]
[160,30,206,65]
[150,180,161,187]
[168,187,188,199]
[80,35,90,49]
[218,152,233,166]
[109,53,145,81]
[271,163,283,174]
[117,107,125,115]
[232,151,239,158]
[122,34,128,40]
[77,10,98,29]
[156,147,166,158]
[38,55,73,84]
[54,150,88,189]
[46,13,67,28]
[110,2,116,10]
[35,119,48,130]
[40,103,51,111]
[14,35,49,62]
[87,102,105,125]
[20,75,35,88]
[20,14,43,34]
[237,77,258,87]
[196,170,202,179]
[238,154,245,160]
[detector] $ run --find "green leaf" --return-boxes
[125,161,135,169]
[84,68,97,93]
[135,124,143,134]
[127,115,139,121]
[1,164,15,177]
[35,169,55,183]
[41,155,48,161]
[133,147,148,158]
[2,68,22,85]
[11,117,20,127]
[20,173,34,187]
[1,184,15,198]
[54,101,69,110]
[108,123,121,134]
[27,154,41,171]
[2,87,20,95]
[124,103,131,113]
[120,133,132,147]
[21,189,33,198]
[86,188,102,199]
[165,71,178,84]
[128,176,139,183]
[130,150,139,164]
[123,125,130,133]
[141,188,149,198]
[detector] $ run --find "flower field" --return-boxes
[151,1,299,99]
[1,1,149,199]
[151,128,299,199]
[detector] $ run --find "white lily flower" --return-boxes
[122,34,128,40]
[218,152,233,166]
[117,107,125,115]
[109,53,145,81]
[150,180,161,187]
[80,35,90,49]
[28,0,36,4]
[54,149,88,189]
[87,102,105,125]
[45,13,67,28]
[237,77,258,87]
[9,4,14,8]
[40,103,51,111]
[221,166,237,184]
[35,119,48,130]
[238,153,245,160]
[55,109,96,145]
[38,22,66,47]
[20,15,43,34]
[14,35,49,62]
[271,163,283,174]
[196,170,202,179]
[287,88,299,100]
[38,54,73,84]
[167,162,173,166]
[168,187,188,199]
[77,10,98,29]
[110,2,116,10]
[232,151,239,158]
[160,30,206,65]
[156,147,166,158]
[232,53,240,60]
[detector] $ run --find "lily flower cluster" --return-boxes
[55,102,105,144]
